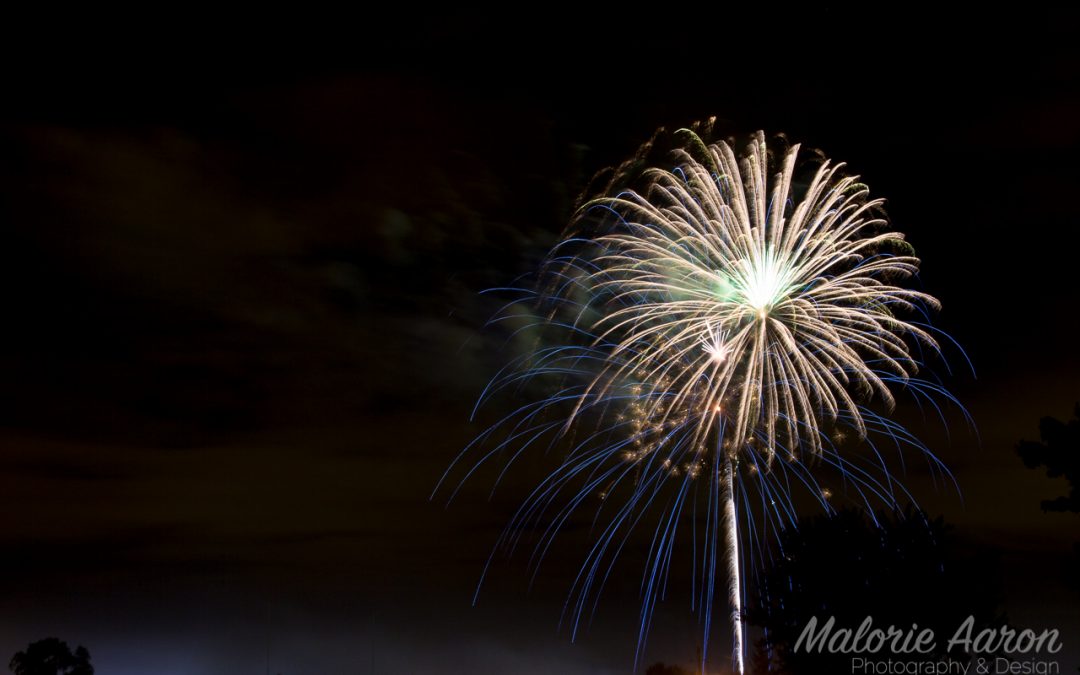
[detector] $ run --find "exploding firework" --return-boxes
[436,121,967,673]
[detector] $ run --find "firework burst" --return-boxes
[436,122,968,673]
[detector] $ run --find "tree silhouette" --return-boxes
[1017,404,1080,513]
[1017,404,1080,603]
[747,508,1004,674]
[8,638,93,675]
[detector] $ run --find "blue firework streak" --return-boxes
[435,123,971,673]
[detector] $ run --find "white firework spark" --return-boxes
[576,129,938,465]
[436,123,967,673]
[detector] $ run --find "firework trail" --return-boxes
[435,121,968,673]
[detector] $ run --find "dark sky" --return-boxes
[0,10,1078,674]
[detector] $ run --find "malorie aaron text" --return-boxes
[795,616,1062,656]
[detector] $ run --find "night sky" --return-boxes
[1,10,1079,674]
